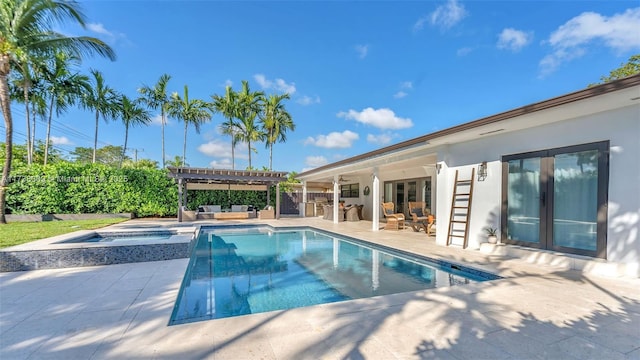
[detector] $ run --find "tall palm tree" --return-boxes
[81,69,119,163]
[40,52,89,165]
[235,80,264,169]
[211,85,238,169]
[138,73,171,168]
[118,95,151,167]
[0,0,115,223]
[167,85,212,166]
[260,93,294,170]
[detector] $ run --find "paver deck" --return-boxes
[1,217,639,359]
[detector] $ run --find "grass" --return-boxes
[0,218,128,249]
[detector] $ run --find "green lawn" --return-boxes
[0,218,129,249]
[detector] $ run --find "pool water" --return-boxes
[169,226,498,325]
[63,232,173,243]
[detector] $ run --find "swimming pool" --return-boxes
[60,231,173,243]
[169,226,499,325]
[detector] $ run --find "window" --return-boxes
[340,183,359,198]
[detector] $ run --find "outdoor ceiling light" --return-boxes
[478,161,488,181]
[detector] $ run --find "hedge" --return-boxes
[5,163,275,217]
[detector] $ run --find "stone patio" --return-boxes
[1,217,639,359]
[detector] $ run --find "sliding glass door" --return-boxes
[502,141,608,258]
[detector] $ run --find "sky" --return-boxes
[11,0,640,173]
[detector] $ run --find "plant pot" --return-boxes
[487,235,498,244]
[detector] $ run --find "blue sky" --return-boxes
[16,0,640,173]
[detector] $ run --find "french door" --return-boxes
[501,141,609,258]
[384,177,432,217]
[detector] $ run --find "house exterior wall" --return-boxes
[436,104,640,271]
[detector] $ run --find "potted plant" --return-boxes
[485,227,498,244]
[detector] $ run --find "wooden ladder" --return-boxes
[447,168,475,249]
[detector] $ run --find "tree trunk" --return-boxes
[248,141,252,169]
[231,135,235,170]
[44,96,54,165]
[182,122,187,167]
[161,109,165,168]
[269,144,273,171]
[92,110,99,163]
[31,100,36,162]
[121,124,129,168]
[23,81,32,165]
[0,55,14,224]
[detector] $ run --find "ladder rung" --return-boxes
[454,193,470,196]
[453,206,468,209]
[448,235,465,238]
[456,180,472,184]
[451,220,467,223]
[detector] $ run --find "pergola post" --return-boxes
[276,182,281,219]
[302,181,308,217]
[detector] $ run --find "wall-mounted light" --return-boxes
[478,161,487,181]
[435,163,442,174]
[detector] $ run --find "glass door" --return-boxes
[395,182,405,216]
[504,156,543,245]
[502,141,608,258]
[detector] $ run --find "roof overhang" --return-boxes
[297,74,640,183]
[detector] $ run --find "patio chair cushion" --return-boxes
[412,207,424,218]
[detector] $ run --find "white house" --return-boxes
[296,74,640,277]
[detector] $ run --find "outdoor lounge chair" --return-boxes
[345,204,360,221]
[381,202,405,230]
[408,201,435,235]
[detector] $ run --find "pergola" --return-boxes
[167,167,289,222]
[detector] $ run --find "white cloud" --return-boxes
[50,136,72,145]
[197,139,247,159]
[304,130,359,149]
[393,91,408,99]
[253,74,296,94]
[150,114,172,126]
[367,133,394,145]
[208,159,233,168]
[355,44,369,59]
[337,107,413,130]
[305,155,328,167]
[457,47,473,56]
[415,0,468,31]
[86,22,127,45]
[497,28,533,51]
[400,81,413,89]
[540,8,640,76]
[297,95,321,106]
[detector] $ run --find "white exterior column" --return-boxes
[333,176,340,224]
[372,169,380,231]
[177,178,183,223]
[302,181,308,217]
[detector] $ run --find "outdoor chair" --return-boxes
[381,202,405,230]
[345,204,360,222]
[258,205,275,219]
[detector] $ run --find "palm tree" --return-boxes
[40,52,90,165]
[138,74,171,168]
[235,80,264,169]
[0,0,115,223]
[166,155,187,168]
[81,69,119,163]
[211,85,238,169]
[167,85,212,166]
[118,95,151,167]
[260,93,294,170]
